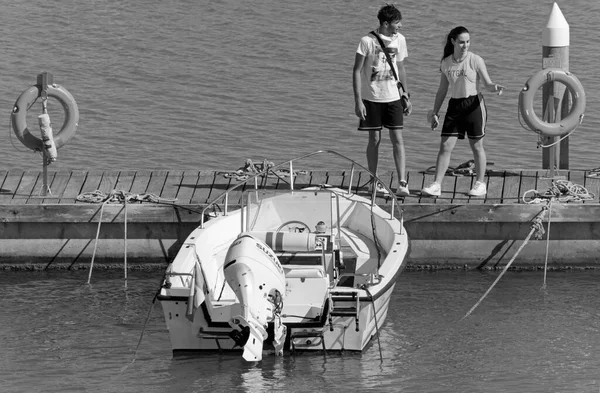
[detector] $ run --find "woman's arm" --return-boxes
[477,57,504,94]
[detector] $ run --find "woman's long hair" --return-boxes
[442,26,469,62]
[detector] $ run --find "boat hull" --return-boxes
[159,280,398,354]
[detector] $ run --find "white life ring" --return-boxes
[518,68,585,137]
[11,84,79,151]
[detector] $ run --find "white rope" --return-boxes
[522,180,595,204]
[76,190,177,204]
[461,207,548,320]
[541,200,553,290]
[87,200,108,284]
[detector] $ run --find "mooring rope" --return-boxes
[76,190,177,204]
[541,199,553,290]
[461,205,548,320]
[219,158,308,181]
[78,190,178,284]
[87,199,108,284]
[522,179,594,204]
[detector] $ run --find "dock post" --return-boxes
[541,2,570,173]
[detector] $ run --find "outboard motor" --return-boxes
[224,233,287,361]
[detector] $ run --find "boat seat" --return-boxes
[246,231,317,252]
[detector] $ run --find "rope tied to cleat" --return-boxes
[522,179,595,204]
[220,158,308,181]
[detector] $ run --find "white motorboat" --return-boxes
[157,150,409,361]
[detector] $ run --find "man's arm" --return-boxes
[353,52,367,120]
[396,59,408,93]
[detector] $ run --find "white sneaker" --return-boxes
[469,181,487,197]
[421,182,441,197]
[396,180,410,197]
[374,182,389,195]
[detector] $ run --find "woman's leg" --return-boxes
[469,138,486,183]
[434,136,458,184]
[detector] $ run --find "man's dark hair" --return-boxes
[377,4,402,24]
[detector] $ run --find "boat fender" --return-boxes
[11,84,79,151]
[518,68,586,137]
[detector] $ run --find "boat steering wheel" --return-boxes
[276,220,311,233]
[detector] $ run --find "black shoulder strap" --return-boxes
[370,30,399,82]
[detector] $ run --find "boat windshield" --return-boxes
[243,189,335,235]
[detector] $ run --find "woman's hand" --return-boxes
[427,110,439,130]
[489,83,505,95]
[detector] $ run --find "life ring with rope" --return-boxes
[518,68,585,137]
[11,84,79,151]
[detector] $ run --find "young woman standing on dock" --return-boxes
[421,26,504,197]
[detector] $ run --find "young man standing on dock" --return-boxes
[353,4,412,197]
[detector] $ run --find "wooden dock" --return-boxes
[2,168,600,206]
[1,168,599,269]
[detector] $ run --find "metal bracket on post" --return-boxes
[37,72,54,196]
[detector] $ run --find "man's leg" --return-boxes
[389,128,406,182]
[367,130,381,176]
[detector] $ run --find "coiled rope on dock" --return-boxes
[522,179,595,204]
[76,190,177,204]
[220,158,308,181]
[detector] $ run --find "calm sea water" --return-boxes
[0,0,599,173]
[1,269,600,392]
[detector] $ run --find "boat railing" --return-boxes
[199,150,401,228]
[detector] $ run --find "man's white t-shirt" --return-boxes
[356,32,408,103]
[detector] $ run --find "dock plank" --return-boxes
[452,175,474,204]
[97,171,120,194]
[128,170,152,195]
[502,171,523,204]
[59,171,87,204]
[145,171,169,199]
[78,171,103,194]
[485,172,506,204]
[12,171,41,204]
[43,171,72,204]
[28,172,57,205]
[190,171,216,204]
[404,170,423,202]
[159,171,184,202]
[113,171,137,194]
[174,170,199,205]
[204,171,232,204]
